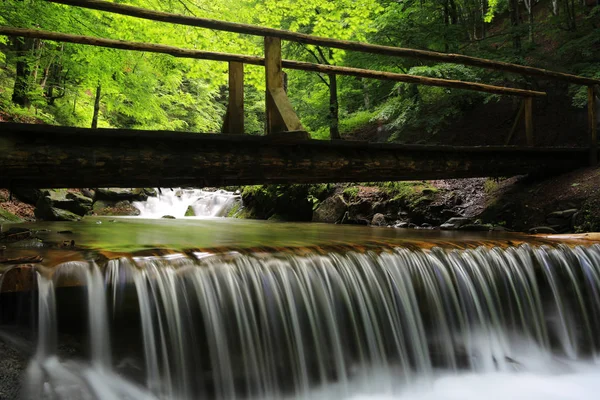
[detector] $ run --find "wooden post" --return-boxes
[222,61,244,134]
[589,86,598,165]
[524,97,534,146]
[264,36,305,136]
[505,100,525,145]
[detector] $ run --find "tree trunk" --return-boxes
[363,79,370,110]
[329,73,340,140]
[91,83,101,129]
[11,37,34,107]
[508,0,522,52]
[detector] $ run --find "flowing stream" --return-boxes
[132,188,242,218]
[2,230,600,399]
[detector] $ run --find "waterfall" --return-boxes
[133,188,242,218]
[15,244,600,399]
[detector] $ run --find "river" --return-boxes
[1,203,600,399]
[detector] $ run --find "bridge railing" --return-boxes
[0,0,598,164]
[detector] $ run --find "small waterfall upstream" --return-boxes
[8,243,600,399]
[133,188,242,218]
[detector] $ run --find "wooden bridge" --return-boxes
[0,0,598,188]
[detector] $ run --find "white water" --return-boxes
[132,188,242,218]
[17,244,600,399]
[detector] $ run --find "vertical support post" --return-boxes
[589,86,598,166]
[264,36,305,136]
[524,97,534,146]
[222,61,244,134]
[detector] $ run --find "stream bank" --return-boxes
[0,167,598,234]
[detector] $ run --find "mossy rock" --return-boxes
[0,207,22,223]
[574,193,600,233]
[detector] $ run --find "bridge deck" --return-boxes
[0,123,592,188]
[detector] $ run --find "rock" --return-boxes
[10,187,44,205]
[92,200,140,216]
[185,206,195,217]
[529,226,557,234]
[408,223,418,229]
[459,224,493,232]
[0,208,22,223]
[421,223,432,228]
[371,213,386,226]
[34,198,81,222]
[313,195,348,224]
[66,192,93,206]
[395,221,409,229]
[36,191,90,217]
[440,217,472,230]
[162,215,176,219]
[81,189,96,199]
[95,188,150,202]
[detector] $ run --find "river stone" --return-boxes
[459,224,493,231]
[93,200,140,216]
[371,213,386,226]
[162,215,176,219]
[529,226,558,234]
[395,221,409,228]
[36,191,90,217]
[0,208,21,223]
[34,198,81,222]
[440,217,472,230]
[10,187,44,205]
[95,188,149,202]
[66,192,93,206]
[312,195,347,224]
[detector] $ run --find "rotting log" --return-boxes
[46,0,600,87]
[0,27,547,98]
[0,123,593,188]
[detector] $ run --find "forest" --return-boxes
[0,0,598,143]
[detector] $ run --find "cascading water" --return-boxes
[133,188,242,218]
[14,243,600,399]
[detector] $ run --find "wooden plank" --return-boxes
[590,86,598,166]
[264,37,304,134]
[505,100,525,145]
[0,27,547,98]
[47,0,600,86]
[223,61,244,134]
[524,97,534,146]
[0,123,589,188]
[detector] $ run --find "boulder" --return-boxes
[0,208,22,223]
[371,213,386,226]
[162,215,176,219]
[312,195,348,224]
[34,198,81,222]
[529,226,558,234]
[395,221,409,228]
[11,187,44,205]
[36,191,90,217]
[92,200,141,216]
[459,224,493,232]
[440,217,472,230]
[95,188,154,202]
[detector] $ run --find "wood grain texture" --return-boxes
[0,123,591,188]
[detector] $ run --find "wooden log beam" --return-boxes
[524,97,534,146]
[590,86,598,166]
[265,37,304,134]
[222,61,244,134]
[505,101,525,145]
[47,0,600,86]
[0,27,547,98]
[0,123,592,188]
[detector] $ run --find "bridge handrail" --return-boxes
[49,0,600,87]
[0,26,546,98]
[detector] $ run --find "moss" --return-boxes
[227,202,243,218]
[343,187,359,200]
[239,184,313,221]
[0,207,22,223]
[575,193,600,233]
